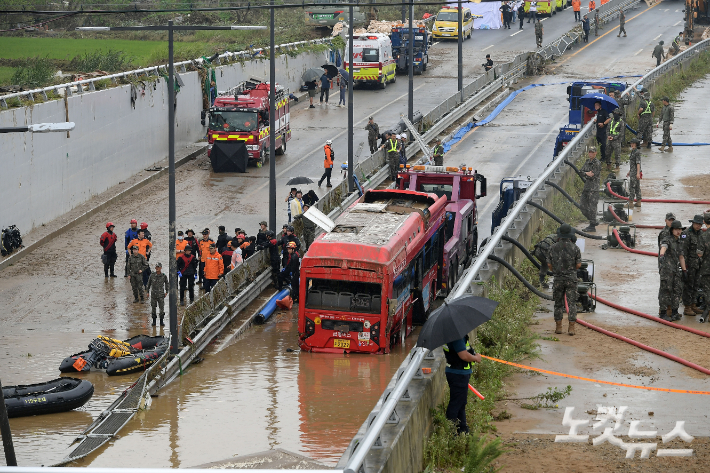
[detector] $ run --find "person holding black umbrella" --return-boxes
[443,336,481,434]
[319,69,332,106]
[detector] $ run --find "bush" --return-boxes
[70,49,134,72]
[11,56,56,88]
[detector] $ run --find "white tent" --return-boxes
[463,1,503,30]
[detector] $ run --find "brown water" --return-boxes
[3,303,417,467]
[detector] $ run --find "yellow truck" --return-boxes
[524,1,555,17]
[432,6,477,40]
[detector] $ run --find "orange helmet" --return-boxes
[287,241,298,249]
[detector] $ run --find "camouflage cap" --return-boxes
[704,210,710,224]
[690,215,704,225]
[613,107,621,114]
[259,221,268,226]
[665,212,676,220]
[131,244,139,249]
[155,262,162,268]
[629,138,641,145]
[671,220,683,229]
[662,96,670,102]
[557,223,575,239]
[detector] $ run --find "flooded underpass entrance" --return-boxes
[4,305,418,467]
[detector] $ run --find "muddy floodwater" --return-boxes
[3,305,418,467]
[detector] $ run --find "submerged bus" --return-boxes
[304,0,367,27]
[298,189,447,354]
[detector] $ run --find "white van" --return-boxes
[344,33,397,89]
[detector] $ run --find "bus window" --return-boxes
[445,211,455,241]
[306,278,381,314]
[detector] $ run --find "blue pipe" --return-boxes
[625,124,710,146]
[254,287,291,324]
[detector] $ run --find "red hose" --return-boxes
[612,228,659,257]
[606,182,710,204]
[564,296,710,375]
[591,293,710,339]
[607,204,663,229]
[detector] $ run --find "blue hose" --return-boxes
[255,287,291,324]
[625,124,710,146]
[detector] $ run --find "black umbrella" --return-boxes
[287,176,314,185]
[302,68,324,83]
[322,63,339,78]
[210,141,248,173]
[417,296,499,351]
[338,68,350,83]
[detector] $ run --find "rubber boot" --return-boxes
[160,317,165,327]
[133,298,140,303]
[646,142,652,149]
[660,307,672,321]
[582,222,596,232]
[555,319,563,334]
[668,145,673,152]
[659,145,666,152]
[568,321,576,336]
[151,316,157,327]
[692,304,703,315]
[540,277,549,289]
[180,300,186,306]
[672,308,682,321]
[140,297,145,304]
[683,305,696,316]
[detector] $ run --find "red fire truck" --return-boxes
[298,189,447,354]
[397,165,487,295]
[201,79,291,167]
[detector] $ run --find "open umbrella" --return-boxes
[580,93,619,113]
[417,296,499,351]
[302,68,324,83]
[338,68,350,83]
[322,63,339,78]
[286,176,314,185]
[210,141,248,173]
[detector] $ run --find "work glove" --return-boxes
[682,270,688,283]
[658,255,665,265]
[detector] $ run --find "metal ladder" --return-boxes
[400,114,433,165]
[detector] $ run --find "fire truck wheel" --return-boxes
[258,149,266,167]
[276,141,286,155]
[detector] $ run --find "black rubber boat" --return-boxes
[2,378,94,418]
[59,335,168,376]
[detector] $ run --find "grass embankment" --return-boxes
[423,165,587,472]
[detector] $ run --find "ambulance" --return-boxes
[344,33,397,89]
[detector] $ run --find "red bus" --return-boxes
[298,189,447,354]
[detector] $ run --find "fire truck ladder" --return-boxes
[400,114,433,164]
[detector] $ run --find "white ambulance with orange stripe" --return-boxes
[344,33,397,89]
[203,80,290,167]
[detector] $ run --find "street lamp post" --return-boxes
[408,0,414,125]
[348,5,354,193]
[458,0,463,101]
[78,23,265,354]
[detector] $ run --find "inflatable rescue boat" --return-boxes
[59,335,168,376]
[2,378,94,418]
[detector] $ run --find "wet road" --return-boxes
[0,1,689,466]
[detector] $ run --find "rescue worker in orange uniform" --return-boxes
[318,140,334,188]
[572,0,581,21]
[202,243,224,293]
[588,0,596,12]
[175,230,188,259]
[197,228,215,285]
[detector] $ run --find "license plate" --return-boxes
[313,14,333,19]
[333,339,350,349]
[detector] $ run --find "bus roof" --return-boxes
[305,190,446,265]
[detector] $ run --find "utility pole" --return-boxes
[408,0,414,125]
[458,0,463,101]
[0,378,18,466]
[269,0,277,232]
[348,5,354,193]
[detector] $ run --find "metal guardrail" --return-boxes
[0,38,331,108]
[2,469,339,473]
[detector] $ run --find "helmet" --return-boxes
[287,225,295,232]
[287,241,298,249]
[140,222,148,229]
[266,230,275,238]
[629,138,641,145]
[130,219,138,224]
[106,222,115,228]
[613,107,621,115]
[325,140,332,145]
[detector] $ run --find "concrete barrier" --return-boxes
[0,49,328,234]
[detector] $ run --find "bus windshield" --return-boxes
[209,111,258,132]
[305,278,382,314]
[436,12,459,22]
[419,183,453,201]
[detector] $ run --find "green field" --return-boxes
[0,66,13,83]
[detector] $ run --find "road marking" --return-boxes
[653,34,663,40]
[510,30,524,36]
[551,1,661,69]
[541,17,548,22]
[663,8,669,12]
[432,41,441,46]
[674,21,682,26]
[481,44,494,51]
[634,48,644,56]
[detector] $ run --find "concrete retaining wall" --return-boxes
[0,49,328,233]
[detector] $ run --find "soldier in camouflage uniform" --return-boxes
[681,215,704,315]
[658,212,675,250]
[548,224,582,335]
[365,117,380,154]
[627,138,642,208]
[594,9,600,37]
[637,90,654,148]
[432,139,445,166]
[607,108,624,169]
[698,212,710,322]
[658,96,674,152]
[658,220,686,321]
[579,147,602,232]
[127,245,149,303]
[147,262,169,326]
[302,203,317,251]
[533,233,559,289]
[534,18,543,48]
